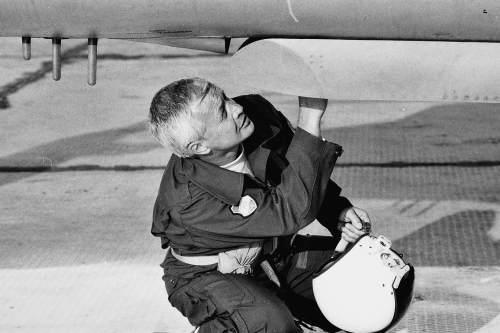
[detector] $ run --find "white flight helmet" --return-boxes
[313,234,415,333]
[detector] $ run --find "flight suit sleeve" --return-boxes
[151,194,172,249]
[181,127,344,242]
[273,97,353,238]
[316,182,353,238]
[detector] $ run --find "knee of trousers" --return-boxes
[198,295,301,333]
[222,275,301,333]
[168,272,301,333]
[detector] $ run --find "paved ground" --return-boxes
[0,37,499,333]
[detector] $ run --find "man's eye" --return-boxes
[219,106,227,122]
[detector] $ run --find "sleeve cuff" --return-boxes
[292,127,343,157]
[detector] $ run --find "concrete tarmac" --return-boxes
[0,37,499,333]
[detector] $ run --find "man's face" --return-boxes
[193,88,254,154]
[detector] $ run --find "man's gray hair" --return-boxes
[149,77,218,157]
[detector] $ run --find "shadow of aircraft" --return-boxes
[0,121,162,187]
[323,101,500,165]
[394,210,500,266]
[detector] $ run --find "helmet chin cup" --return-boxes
[313,234,415,333]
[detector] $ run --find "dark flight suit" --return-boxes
[151,95,353,332]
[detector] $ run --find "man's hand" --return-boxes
[337,207,371,243]
[297,96,328,137]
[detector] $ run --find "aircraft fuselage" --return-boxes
[1,0,500,42]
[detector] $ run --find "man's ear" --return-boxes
[187,140,211,156]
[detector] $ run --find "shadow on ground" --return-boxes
[0,122,158,186]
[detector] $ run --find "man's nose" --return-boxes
[232,103,244,119]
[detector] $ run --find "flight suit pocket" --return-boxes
[166,271,257,330]
[183,286,218,327]
[164,274,189,296]
[193,272,256,314]
[165,275,218,327]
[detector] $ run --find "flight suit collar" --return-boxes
[244,125,279,181]
[244,114,281,181]
[181,121,281,206]
[181,157,244,206]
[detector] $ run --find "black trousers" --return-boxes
[163,235,341,333]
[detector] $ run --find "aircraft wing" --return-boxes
[2,0,500,100]
[3,0,500,41]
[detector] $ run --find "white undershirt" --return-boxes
[220,145,255,177]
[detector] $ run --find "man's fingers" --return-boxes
[358,209,372,224]
[341,233,354,243]
[341,231,358,243]
[337,222,345,232]
[343,223,365,237]
[345,209,363,230]
[339,207,373,243]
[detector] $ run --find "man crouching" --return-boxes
[148,77,370,333]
